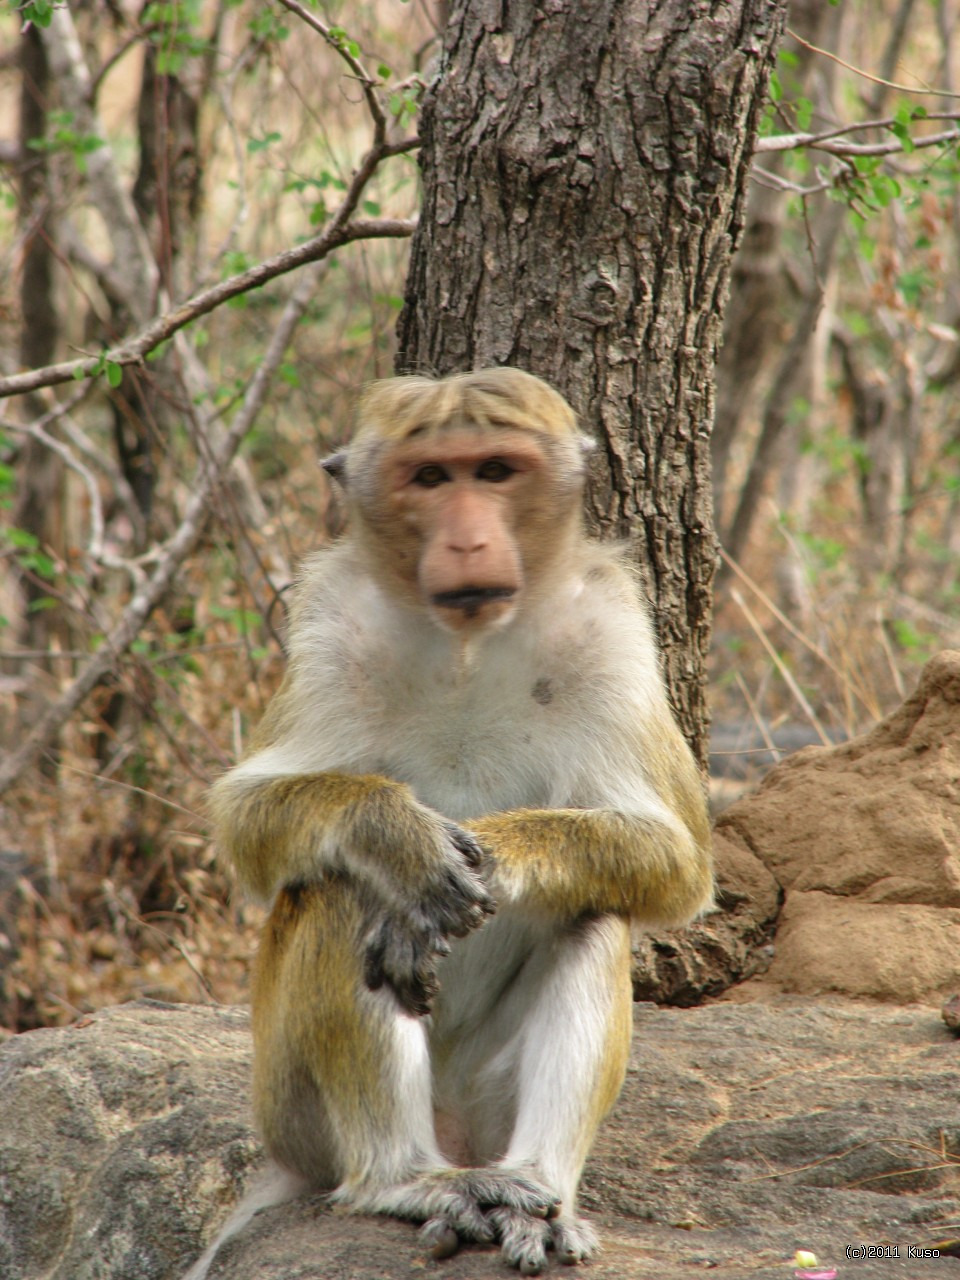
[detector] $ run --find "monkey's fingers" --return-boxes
[363,930,388,992]
[363,919,443,1015]
[433,866,496,932]
[443,821,487,868]
[388,945,440,1015]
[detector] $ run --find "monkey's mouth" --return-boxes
[431,586,517,619]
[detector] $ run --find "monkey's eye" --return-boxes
[412,464,450,487]
[476,458,515,483]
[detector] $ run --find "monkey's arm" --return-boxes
[210,768,494,1012]
[469,804,711,927]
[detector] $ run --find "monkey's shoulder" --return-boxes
[550,548,658,664]
[575,544,652,616]
[288,544,368,623]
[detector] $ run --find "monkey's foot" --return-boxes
[366,1166,559,1253]
[486,1206,599,1275]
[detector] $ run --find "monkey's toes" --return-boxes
[449,1167,560,1218]
[549,1216,598,1264]
[420,1218,460,1260]
[488,1206,550,1275]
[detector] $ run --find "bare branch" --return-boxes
[40,7,158,319]
[1,418,106,562]
[0,217,416,400]
[0,3,422,790]
[749,165,833,197]
[757,123,960,156]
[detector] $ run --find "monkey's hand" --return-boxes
[363,912,446,1016]
[362,818,495,1015]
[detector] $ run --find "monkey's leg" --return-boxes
[252,877,557,1247]
[252,875,441,1191]
[431,912,633,1274]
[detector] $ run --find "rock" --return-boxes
[943,993,960,1033]
[1,999,959,1280]
[0,1001,258,1280]
[715,650,960,1003]
[763,892,960,1001]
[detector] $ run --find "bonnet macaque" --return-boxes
[190,367,712,1277]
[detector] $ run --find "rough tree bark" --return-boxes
[397,0,787,764]
[14,25,61,651]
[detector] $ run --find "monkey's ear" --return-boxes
[321,450,348,487]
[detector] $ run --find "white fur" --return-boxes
[234,542,669,827]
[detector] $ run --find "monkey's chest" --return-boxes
[367,667,570,820]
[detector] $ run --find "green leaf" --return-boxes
[106,361,123,388]
[868,173,901,207]
[18,1,54,28]
[6,527,39,550]
[248,131,282,153]
[22,551,57,579]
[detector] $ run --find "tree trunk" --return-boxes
[14,24,62,645]
[397,0,786,765]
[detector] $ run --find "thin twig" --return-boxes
[757,124,960,156]
[757,110,960,153]
[787,27,960,99]
[275,0,388,139]
[58,760,202,823]
[1,419,106,561]
[733,672,781,764]
[719,548,876,718]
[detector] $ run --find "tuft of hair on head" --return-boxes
[354,367,588,448]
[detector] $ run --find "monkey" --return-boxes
[186,367,713,1278]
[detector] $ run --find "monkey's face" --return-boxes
[367,427,565,635]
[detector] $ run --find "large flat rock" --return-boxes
[0,998,957,1278]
